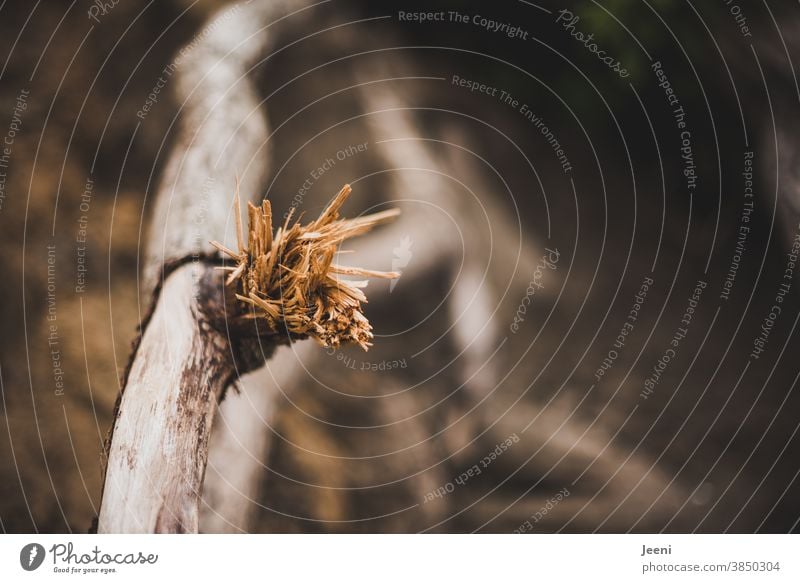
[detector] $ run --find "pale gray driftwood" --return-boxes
[99,0,281,533]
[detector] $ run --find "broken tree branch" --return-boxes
[99,0,298,533]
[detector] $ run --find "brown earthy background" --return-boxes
[2,0,800,533]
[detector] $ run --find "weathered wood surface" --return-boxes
[200,342,316,532]
[101,0,537,533]
[99,0,279,533]
[100,265,239,532]
[142,0,276,293]
[196,60,533,531]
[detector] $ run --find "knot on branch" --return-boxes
[212,184,400,351]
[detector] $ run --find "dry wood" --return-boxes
[99,264,250,532]
[100,181,397,532]
[200,342,316,533]
[214,184,399,350]
[197,60,540,530]
[98,0,344,533]
[99,0,276,533]
[102,0,535,532]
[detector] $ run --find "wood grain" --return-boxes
[99,0,278,533]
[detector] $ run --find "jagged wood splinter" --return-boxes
[212,183,400,350]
